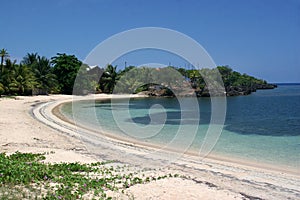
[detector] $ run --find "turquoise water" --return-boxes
[61,84,300,170]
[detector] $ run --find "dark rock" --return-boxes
[138,83,277,98]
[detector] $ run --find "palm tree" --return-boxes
[21,53,38,66]
[9,64,35,95]
[0,82,4,96]
[0,59,16,92]
[114,67,144,93]
[0,48,9,73]
[33,56,57,93]
[21,53,58,94]
[100,64,119,93]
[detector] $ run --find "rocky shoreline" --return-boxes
[139,83,277,97]
[224,83,277,96]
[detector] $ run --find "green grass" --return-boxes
[0,152,176,199]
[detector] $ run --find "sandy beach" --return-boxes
[0,95,299,200]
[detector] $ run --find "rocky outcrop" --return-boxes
[225,84,277,97]
[225,86,254,96]
[140,88,173,97]
[139,83,277,97]
[255,84,277,89]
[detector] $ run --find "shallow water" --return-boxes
[61,84,300,170]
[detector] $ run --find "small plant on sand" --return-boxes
[0,152,178,199]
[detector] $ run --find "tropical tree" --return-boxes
[34,56,58,93]
[21,53,58,94]
[186,69,203,89]
[9,64,35,95]
[0,59,17,93]
[0,48,9,73]
[217,66,233,87]
[0,82,4,95]
[73,63,98,95]
[51,53,82,94]
[114,66,147,93]
[21,53,38,66]
[99,64,119,93]
[177,67,188,78]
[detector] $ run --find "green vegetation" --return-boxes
[51,53,82,94]
[0,48,276,97]
[174,66,276,96]
[99,64,119,94]
[22,53,58,94]
[115,65,276,96]
[0,152,176,199]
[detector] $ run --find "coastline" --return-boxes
[1,94,299,199]
[53,95,299,176]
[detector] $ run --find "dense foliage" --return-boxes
[51,53,82,94]
[113,65,276,96]
[174,66,276,96]
[0,48,276,97]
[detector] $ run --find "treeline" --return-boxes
[176,66,277,96]
[112,65,276,97]
[0,49,93,96]
[0,49,276,97]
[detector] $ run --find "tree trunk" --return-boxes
[0,56,3,74]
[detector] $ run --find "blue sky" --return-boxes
[1,0,299,83]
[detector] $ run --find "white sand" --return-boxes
[0,95,96,163]
[0,95,299,200]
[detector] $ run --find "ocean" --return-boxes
[61,84,300,170]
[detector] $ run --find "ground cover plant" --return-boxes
[0,152,178,199]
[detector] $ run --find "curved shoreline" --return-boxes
[1,94,298,199]
[28,94,300,199]
[35,94,299,176]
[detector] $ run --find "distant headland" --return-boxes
[0,49,276,97]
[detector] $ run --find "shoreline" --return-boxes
[53,95,299,176]
[1,94,299,199]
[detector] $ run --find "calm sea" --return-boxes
[61,84,300,170]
